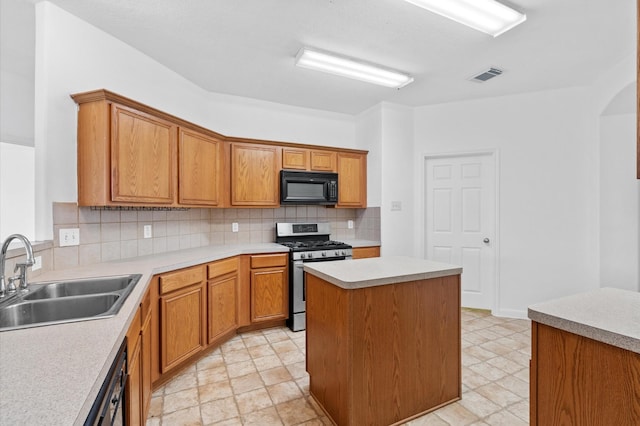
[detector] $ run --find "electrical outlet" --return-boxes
[32,256,42,271]
[59,228,80,247]
[391,201,402,211]
[232,222,239,232]
[347,220,354,229]
[143,225,153,239]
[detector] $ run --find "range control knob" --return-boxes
[334,251,339,256]
[341,250,347,256]
[322,252,327,257]
[308,252,313,258]
[300,253,306,259]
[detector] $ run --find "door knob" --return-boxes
[483,238,490,244]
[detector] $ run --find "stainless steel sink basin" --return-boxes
[23,276,132,300]
[0,274,141,331]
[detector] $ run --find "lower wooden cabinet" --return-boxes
[126,287,152,426]
[250,254,288,323]
[207,257,239,344]
[530,322,640,425]
[352,246,380,259]
[148,253,288,396]
[159,266,207,374]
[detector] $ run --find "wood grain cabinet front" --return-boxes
[337,152,367,208]
[111,104,177,204]
[126,287,152,426]
[530,322,640,425]
[249,254,288,323]
[159,266,207,374]
[230,142,280,207]
[178,128,225,207]
[282,148,336,172]
[352,246,380,259]
[207,257,239,345]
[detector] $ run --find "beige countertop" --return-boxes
[304,256,462,289]
[0,242,288,426]
[528,287,640,354]
[343,239,380,248]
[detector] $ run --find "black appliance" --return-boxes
[280,170,338,205]
[84,338,127,426]
[276,222,352,331]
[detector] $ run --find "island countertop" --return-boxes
[304,256,462,289]
[528,287,640,354]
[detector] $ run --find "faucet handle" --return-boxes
[13,263,30,292]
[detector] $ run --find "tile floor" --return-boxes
[146,309,531,426]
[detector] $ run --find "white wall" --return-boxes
[380,103,415,256]
[33,2,356,240]
[356,104,382,208]
[414,87,599,317]
[599,113,639,291]
[0,143,35,241]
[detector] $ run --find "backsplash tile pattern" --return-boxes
[51,203,379,270]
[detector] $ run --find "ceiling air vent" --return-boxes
[469,67,503,83]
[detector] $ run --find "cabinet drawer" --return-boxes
[159,266,204,295]
[250,253,288,269]
[208,257,239,280]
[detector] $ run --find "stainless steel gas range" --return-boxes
[275,222,352,331]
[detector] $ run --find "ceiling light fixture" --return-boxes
[403,0,526,37]
[294,47,414,89]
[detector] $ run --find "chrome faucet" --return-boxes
[0,234,35,298]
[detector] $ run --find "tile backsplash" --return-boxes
[51,203,380,270]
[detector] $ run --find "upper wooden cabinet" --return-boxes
[178,128,224,206]
[72,90,367,207]
[337,152,367,208]
[282,147,337,172]
[111,104,177,204]
[230,142,280,207]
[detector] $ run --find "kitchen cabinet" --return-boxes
[337,152,367,208]
[352,246,380,259]
[178,128,225,206]
[530,322,640,425]
[111,104,177,204]
[282,147,337,172]
[230,142,280,207]
[159,265,207,374]
[250,254,288,323]
[126,287,152,426]
[207,257,238,344]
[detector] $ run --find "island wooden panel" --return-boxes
[352,246,380,259]
[530,322,640,425]
[306,273,461,426]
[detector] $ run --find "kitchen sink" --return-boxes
[0,274,141,331]
[23,276,133,300]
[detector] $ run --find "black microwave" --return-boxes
[280,170,338,205]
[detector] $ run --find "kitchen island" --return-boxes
[304,256,462,426]
[528,288,640,425]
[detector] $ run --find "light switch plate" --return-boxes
[32,256,42,271]
[391,201,402,211]
[347,220,354,229]
[143,225,153,239]
[232,222,239,232]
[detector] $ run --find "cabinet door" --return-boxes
[208,275,238,344]
[337,152,367,208]
[310,150,336,172]
[251,268,288,322]
[111,104,177,204]
[140,311,152,420]
[282,148,309,170]
[179,128,224,206]
[160,284,206,373]
[230,143,279,206]
[126,335,142,426]
[352,246,380,259]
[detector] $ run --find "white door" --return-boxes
[425,154,496,309]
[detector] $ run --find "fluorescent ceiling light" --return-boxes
[404,0,526,37]
[295,47,414,89]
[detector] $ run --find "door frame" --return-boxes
[420,149,501,313]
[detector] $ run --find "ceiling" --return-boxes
[15,0,640,114]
